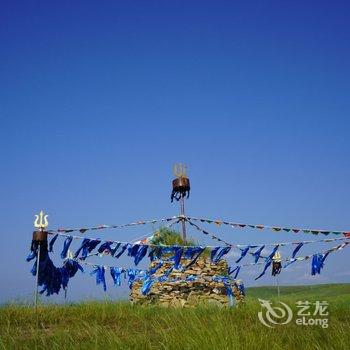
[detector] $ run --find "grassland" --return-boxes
[1,284,349,350]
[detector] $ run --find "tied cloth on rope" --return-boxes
[73,238,102,259]
[98,241,114,255]
[61,236,73,259]
[211,246,231,263]
[236,246,250,263]
[27,241,83,296]
[172,247,183,269]
[128,244,148,266]
[60,259,84,290]
[127,269,145,288]
[48,234,58,252]
[110,267,125,286]
[311,253,330,275]
[252,245,265,264]
[212,276,235,307]
[115,243,130,259]
[292,242,304,258]
[255,246,279,280]
[90,266,106,291]
[228,266,241,279]
[183,246,206,268]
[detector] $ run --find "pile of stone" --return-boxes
[130,257,245,307]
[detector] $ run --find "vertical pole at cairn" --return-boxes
[179,194,186,242]
[33,210,49,309]
[171,164,190,243]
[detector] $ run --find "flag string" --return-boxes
[46,214,350,236]
[47,216,179,234]
[187,218,350,248]
[186,216,350,236]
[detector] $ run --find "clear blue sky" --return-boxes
[1,1,350,303]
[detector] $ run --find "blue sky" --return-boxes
[1,1,350,303]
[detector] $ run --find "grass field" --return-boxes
[1,284,349,350]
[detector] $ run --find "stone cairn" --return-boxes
[130,256,245,307]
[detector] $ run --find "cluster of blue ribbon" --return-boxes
[26,245,83,296]
[49,234,320,281]
[53,234,265,269]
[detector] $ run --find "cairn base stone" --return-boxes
[130,257,245,307]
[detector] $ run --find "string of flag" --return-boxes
[47,216,179,234]
[187,218,350,248]
[226,241,350,280]
[186,216,350,236]
[46,214,350,237]
[41,222,350,283]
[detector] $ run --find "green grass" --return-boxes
[1,284,349,350]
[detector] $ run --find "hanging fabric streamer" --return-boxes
[212,276,234,307]
[184,246,205,267]
[85,239,101,256]
[228,266,241,279]
[60,259,84,289]
[90,266,107,291]
[252,245,265,264]
[292,242,304,258]
[30,243,83,296]
[210,247,220,262]
[128,244,140,257]
[127,269,143,288]
[283,258,297,269]
[115,243,129,259]
[110,242,121,257]
[255,257,273,280]
[267,245,280,259]
[148,246,159,262]
[98,241,113,254]
[211,246,231,263]
[172,247,183,269]
[127,244,148,265]
[110,267,125,286]
[141,277,155,295]
[26,250,37,262]
[133,245,148,265]
[74,238,91,259]
[48,234,58,253]
[236,246,250,263]
[148,246,173,262]
[311,252,330,275]
[61,236,73,259]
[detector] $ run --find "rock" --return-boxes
[130,257,245,307]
